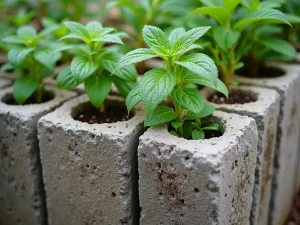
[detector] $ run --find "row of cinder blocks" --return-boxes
[0,62,299,225]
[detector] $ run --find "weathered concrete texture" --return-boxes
[38,95,146,225]
[138,111,258,225]
[236,63,300,225]
[0,77,11,88]
[202,86,280,225]
[0,86,76,225]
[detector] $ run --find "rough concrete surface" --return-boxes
[202,86,280,225]
[236,63,300,225]
[138,111,258,225]
[0,77,11,88]
[38,94,146,225]
[0,86,76,225]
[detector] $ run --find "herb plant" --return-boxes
[1,25,60,104]
[191,0,292,88]
[56,21,138,111]
[114,25,228,140]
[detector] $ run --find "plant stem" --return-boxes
[99,104,105,113]
[35,84,43,103]
[173,101,183,136]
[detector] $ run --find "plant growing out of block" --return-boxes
[1,25,60,104]
[191,0,292,88]
[114,25,228,139]
[56,21,138,111]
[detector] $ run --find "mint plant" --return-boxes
[191,0,292,87]
[1,25,60,104]
[56,21,138,111]
[114,25,228,140]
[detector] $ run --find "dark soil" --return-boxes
[237,66,285,78]
[204,130,223,139]
[208,90,256,105]
[285,191,300,225]
[4,92,53,105]
[75,105,133,124]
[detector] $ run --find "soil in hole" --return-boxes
[75,105,134,124]
[209,90,256,105]
[285,191,300,225]
[237,66,285,78]
[204,130,223,139]
[5,92,53,105]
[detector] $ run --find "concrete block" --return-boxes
[38,95,146,225]
[202,86,280,225]
[0,77,11,88]
[0,86,76,225]
[138,111,258,225]
[236,63,300,225]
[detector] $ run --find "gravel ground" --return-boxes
[286,192,300,225]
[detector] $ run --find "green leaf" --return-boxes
[191,7,230,25]
[126,85,141,111]
[181,73,228,97]
[140,68,177,112]
[171,88,204,114]
[144,106,177,126]
[224,0,240,12]
[185,103,215,120]
[171,121,183,130]
[175,53,218,82]
[202,122,220,131]
[172,27,210,56]
[170,130,179,137]
[86,21,103,34]
[17,25,37,38]
[8,47,35,67]
[0,63,14,72]
[234,9,291,31]
[92,34,123,45]
[113,48,157,73]
[212,27,240,51]
[57,67,79,89]
[34,49,61,70]
[192,129,205,140]
[183,121,193,139]
[114,80,137,97]
[101,60,137,82]
[63,21,90,42]
[2,36,26,44]
[70,56,99,82]
[142,25,170,49]
[258,38,296,58]
[168,27,185,45]
[13,76,39,104]
[84,75,112,108]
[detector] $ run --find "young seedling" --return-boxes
[191,0,292,88]
[1,25,60,104]
[56,21,138,111]
[114,25,228,140]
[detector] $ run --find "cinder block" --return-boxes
[202,86,280,225]
[236,63,300,225]
[0,86,76,225]
[138,111,258,225]
[38,95,146,225]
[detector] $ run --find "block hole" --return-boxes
[111,192,116,198]
[180,214,184,217]
[156,163,161,168]
[140,153,146,158]
[194,188,200,194]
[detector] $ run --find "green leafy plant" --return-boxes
[114,25,228,139]
[191,0,292,88]
[1,25,60,104]
[56,21,138,111]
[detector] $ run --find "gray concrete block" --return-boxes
[0,77,11,88]
[138,111,258,225]
[38,95,146,225]
[0,86,76,225]
[236,63,300,225]
[202,86,280,225]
